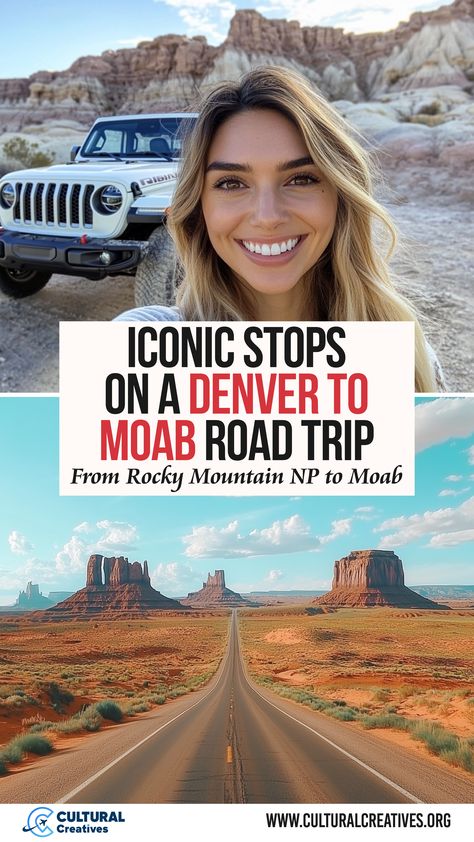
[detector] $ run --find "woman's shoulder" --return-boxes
[114,305,183,322]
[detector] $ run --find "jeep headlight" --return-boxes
[0,182,15,210]
[97,185,123,214]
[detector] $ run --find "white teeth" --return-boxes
[242,237,300,256]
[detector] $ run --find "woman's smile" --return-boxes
[201,108,338,318]
[237,234,306,264]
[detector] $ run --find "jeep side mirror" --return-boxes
[70,145,80,162]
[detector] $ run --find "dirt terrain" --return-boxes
[0,201,472,393]
[239,606,474,771]
[0,614,228,747]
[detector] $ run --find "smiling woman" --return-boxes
[116,66,444,392]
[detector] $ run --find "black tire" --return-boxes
[0,266,52,298]
[134,225,180,308]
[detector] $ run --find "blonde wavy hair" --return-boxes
[168,65,436,391]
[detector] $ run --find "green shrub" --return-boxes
[29,721,55,733]
[0,756,7,775]
[44,682,74,713]
[1,137,54,168]
[124,702,150,715]
[147,693,166,705]
[2,741,23,763]
[360,713,409,730]
[81,710,103,732]
[330,707,357,722]
[93,700,123,722]
[10,734,53,757]
[411,721,458,755]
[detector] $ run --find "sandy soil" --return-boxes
[0,615,228,747]
[0,200,472,393]
[240,609,474,753]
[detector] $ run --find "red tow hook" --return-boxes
[80,234,88,244]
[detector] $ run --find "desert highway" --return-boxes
[1,611,472,803]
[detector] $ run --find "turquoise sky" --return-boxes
[0,1,444,79]
[0,396,472,604]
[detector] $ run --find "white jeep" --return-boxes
[0,113,196,304]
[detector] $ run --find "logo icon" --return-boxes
[22,807,54,837]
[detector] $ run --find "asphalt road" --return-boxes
[1,611,472,804]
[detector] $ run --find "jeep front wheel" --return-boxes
[134,226,180,308]
[0,266,52,298]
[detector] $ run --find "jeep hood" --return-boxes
[2,160,177,189]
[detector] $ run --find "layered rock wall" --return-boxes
[0,2,472,133]
[315,550,448,608]
[41,554,184,618]
[183,569,252,607]
[85,554,150,587]
[332,550,405,589]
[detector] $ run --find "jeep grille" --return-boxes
[11,181,96,228]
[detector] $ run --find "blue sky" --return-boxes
[0,396,473,604]
[0,1,444,79]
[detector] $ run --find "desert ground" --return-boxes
[1,607,473,784]
[0,614,228,752]
[239,606,474,774]
[0,200,472,393]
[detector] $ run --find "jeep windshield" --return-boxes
[80,116,197,160]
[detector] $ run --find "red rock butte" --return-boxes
[182,570,252,608]
[34,554,187,618]
[313,550,448,609]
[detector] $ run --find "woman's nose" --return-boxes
[249,186,289,229]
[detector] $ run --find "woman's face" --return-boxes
[201,108,338,315]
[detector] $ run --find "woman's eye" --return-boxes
[214,177,245,190]
[288,173,320,186]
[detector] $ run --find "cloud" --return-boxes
[319,518,352,544]
[73,521,94,534]
[95,520,139,552]
[429,530,474,548]
[55,520,139,574]
[445,475,463,482]
[375,496,474,549]
[416,397,474,453]
[468,445,474,465]
[355,506,375,513]
[55,536,88,573]
[151,561,202,595]
[265,569,284,583]
[0,557,57,600]
[438,488,469,498]
[156,0,236,43]
[256,1,440,34]
[183,513,351,558]
[8,530,34,555]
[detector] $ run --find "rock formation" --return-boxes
[182,570,252,608]
[0,2,472,133]
[15,582,52,610]
[39,554,186,618]
[314,550,448,608]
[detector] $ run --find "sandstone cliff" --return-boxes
[314,550,448,608]
[0,2,472,133]
[37,554,187,618]
[182,569,252,608]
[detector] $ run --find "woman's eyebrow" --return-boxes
[206,156,314,173]
[206,161,250,173]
